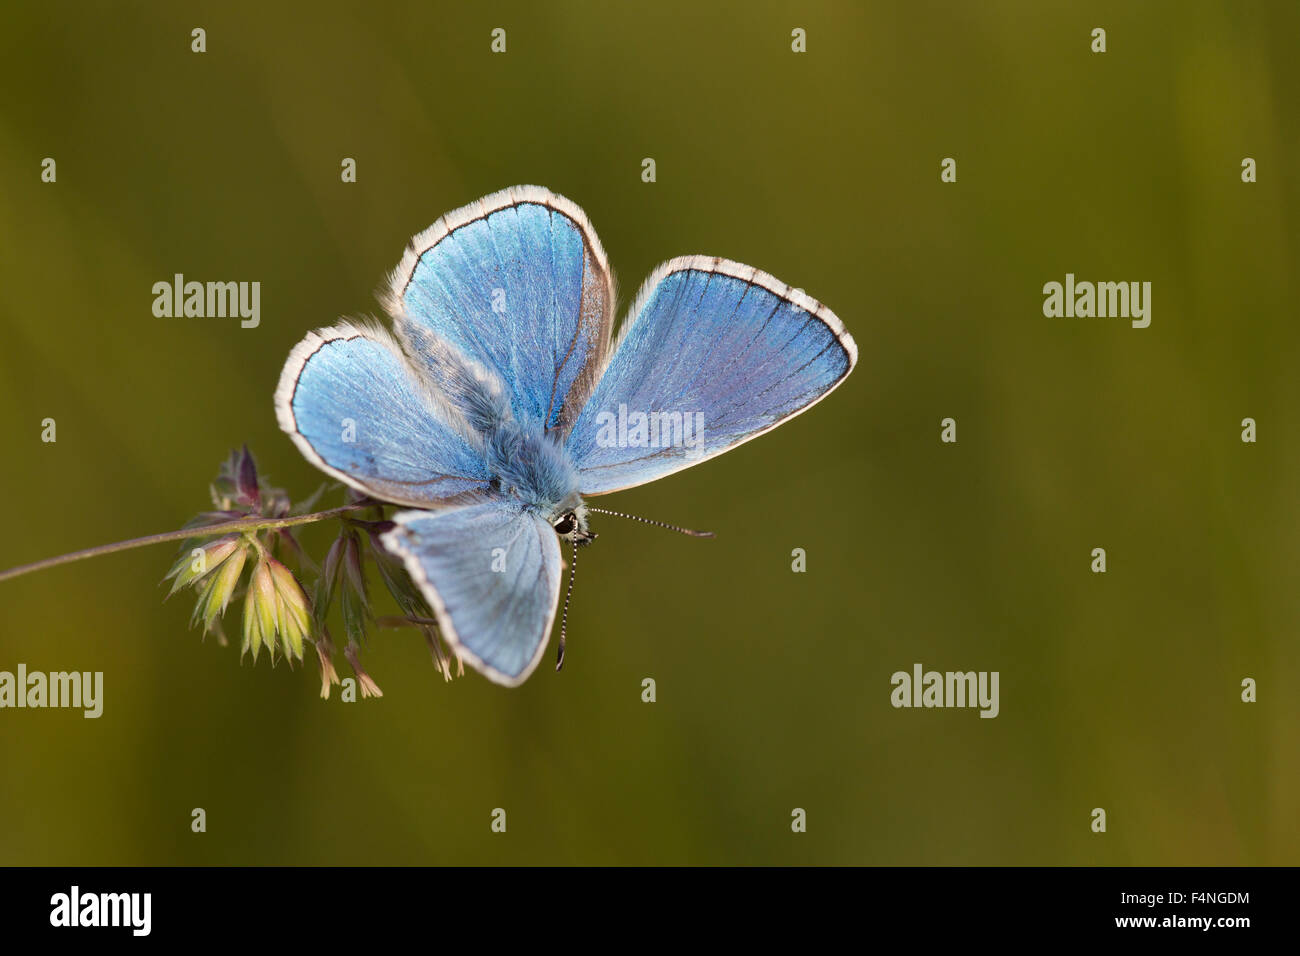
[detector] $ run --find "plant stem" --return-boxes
[375,615,441,629]
[0,503,372,585]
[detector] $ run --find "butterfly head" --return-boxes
[551,499,596,546]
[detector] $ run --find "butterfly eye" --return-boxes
[553,513,575,536]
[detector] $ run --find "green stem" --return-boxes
[0,503,371,585]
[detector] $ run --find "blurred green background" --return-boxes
[1,0,1297,865]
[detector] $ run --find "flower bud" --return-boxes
[191,543,247,633]
[241,558,279,662]
[268,558,310,661]
[344,641,383,698]
[164,535,240,598]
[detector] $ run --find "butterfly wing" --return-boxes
[274,323,493,507]
[565,257,857,494]
[380,500,563,686]
[384,185,615,435]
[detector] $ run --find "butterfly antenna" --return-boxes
[556,538,577,672]
[586,507,715,538]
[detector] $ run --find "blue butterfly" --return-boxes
[275,186,856,686]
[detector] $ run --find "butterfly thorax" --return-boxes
[481,416,591,542]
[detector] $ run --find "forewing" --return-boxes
[275,323,492,507]
[380,501,563,686]
[566,257,857,494]
[385,185,615,435]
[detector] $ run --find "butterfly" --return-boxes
[275,186,856,686]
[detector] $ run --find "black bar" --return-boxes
[0,866,1278,942]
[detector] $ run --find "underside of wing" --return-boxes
[566,257,857,494]
[380,501,563,686]
[384,185,615,436]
